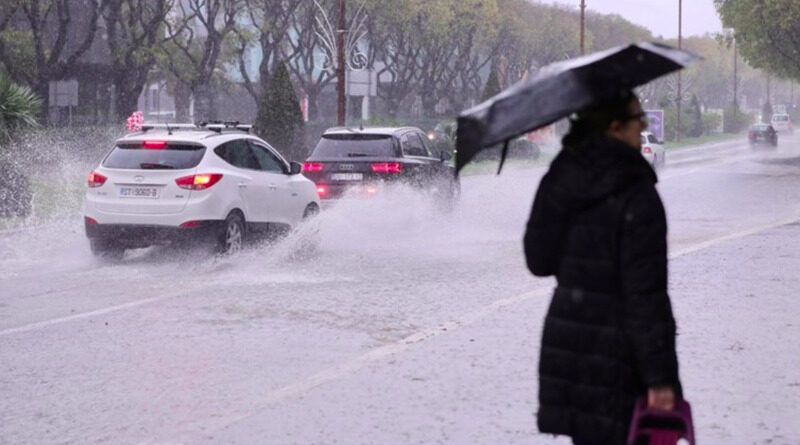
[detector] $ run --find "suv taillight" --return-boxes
[175,173,223,190]
[371,162,403,173]
[642,146,652,154]
[303,162,325,172]
[88,171,107,188]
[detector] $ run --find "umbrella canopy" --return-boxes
[455,42,699,174]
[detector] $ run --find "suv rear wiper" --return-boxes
[139,162,176,169]
[346,152,370,157]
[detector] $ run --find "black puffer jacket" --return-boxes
[524,135,681,444]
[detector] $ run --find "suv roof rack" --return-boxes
[139,122,252,134]
[198,121,252,134]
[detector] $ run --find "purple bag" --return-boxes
[627,397,695,445]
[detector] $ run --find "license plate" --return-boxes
[331,173,363,181]
[119,186,159,198]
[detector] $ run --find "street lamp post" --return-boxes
[580,0,586,55]
[337,0,347,126]
[676,0,682,142]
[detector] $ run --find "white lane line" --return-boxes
[0,295,170,337]
[669,213,800,259]
[185,213,800,440]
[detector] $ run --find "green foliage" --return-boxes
[482,69,501,102]
[723,105,752,133]
[702,112,723,134]
[0,72,41,146]
[716,0,800,81]
[688,95,704,138]
[761,101,773,123]
[255,63,305,160]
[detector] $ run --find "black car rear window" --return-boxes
[103,143,206,170]
[311,134,397,158]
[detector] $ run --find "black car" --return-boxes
[303,127,459,203]
[748,123,778,147]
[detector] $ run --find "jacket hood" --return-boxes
[548,134,656,208]
[524,135,656,276]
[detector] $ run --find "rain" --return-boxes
[1,0,799,444]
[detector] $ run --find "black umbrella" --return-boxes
[455,42,699,174]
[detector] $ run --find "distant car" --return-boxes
[748,123,778,147]
[302,127,459,205]
[771,114,793,133]
[640,131,665,168]
[83,123,320,259]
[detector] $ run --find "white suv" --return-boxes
[771,114,793,133]
[83,124,320,258]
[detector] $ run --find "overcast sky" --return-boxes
[546,0,724,38]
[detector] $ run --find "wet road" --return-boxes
[1,135,799,444]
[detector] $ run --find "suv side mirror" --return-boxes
[289,161,302,175]
[439,150,452,162]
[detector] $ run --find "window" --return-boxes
[402,133,428,157]
[311,134,396,158]
[640,135,647,145]
[215,139,259,170]
[103,143,205,170]
[250,143,287,173]
[647,135,659,144]
[420,133,438,157]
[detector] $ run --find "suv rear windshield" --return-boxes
[311,134,397,158]
[103,143,206,170]
[773,115,789,122]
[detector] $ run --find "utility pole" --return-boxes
[676,0,682,142]
[580,0,586,55]
[733,34,738,108]
[337,0,346,126]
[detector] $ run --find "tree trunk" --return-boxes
[308,91,319,122]
[193,83,216,122]
[33,79,50,125]
[174,82,191,122]
[113,74,143,121]
[421,89,438,117]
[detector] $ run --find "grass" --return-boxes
[460,152,555,176]
[663,133,742,150]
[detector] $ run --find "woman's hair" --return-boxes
[562,90,638,150]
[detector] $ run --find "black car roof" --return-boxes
[322,126,421,137]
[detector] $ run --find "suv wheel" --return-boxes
[217,212,245,255]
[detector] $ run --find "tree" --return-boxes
[716,1,800,81]
[255,62,304,160]
[482,68,501,102]
[157,0,240,122]
[103,0,172,120]
[0,0,106,122]
[280,0,335,121]
[233,0,302,109]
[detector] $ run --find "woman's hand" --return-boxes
[647,386,675,410]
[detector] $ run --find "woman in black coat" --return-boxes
[524,91,682,445]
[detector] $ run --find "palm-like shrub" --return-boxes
[0,72,40,218]
[0,72,41,145]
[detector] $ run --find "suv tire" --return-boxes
[217,212,245,255]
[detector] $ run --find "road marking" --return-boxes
[182,212,800,440]
[0,295,171,337]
